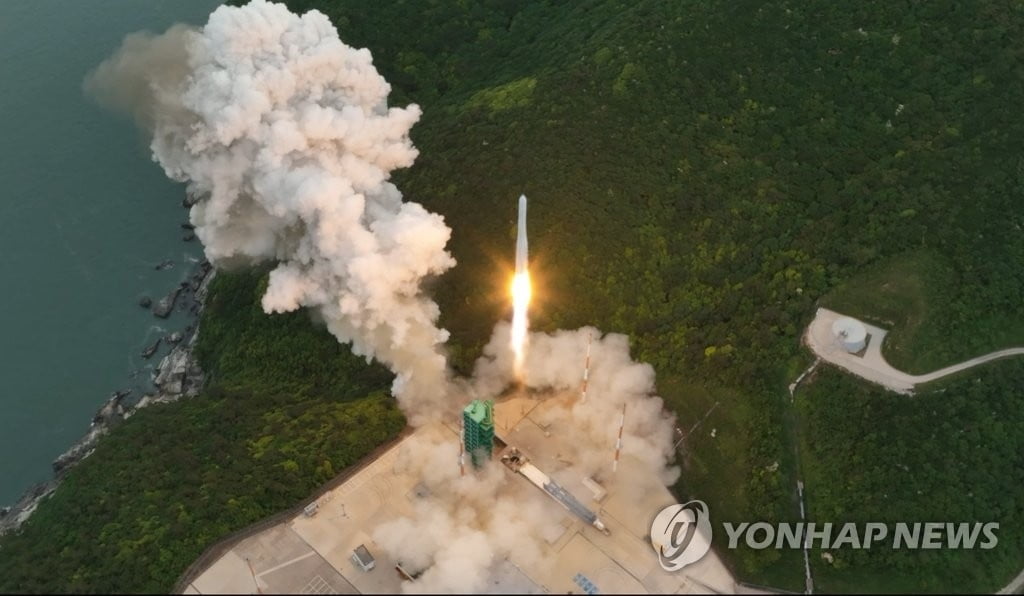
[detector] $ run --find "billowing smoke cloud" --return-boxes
[89,1,680,591]
[371,324,679,593]
[86,0,455,422]
[474,323,680,485]
[372,433,563,593]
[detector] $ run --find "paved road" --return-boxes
[805,308,1024,593]
[805,308,1024,394]
[999,566,1024,595]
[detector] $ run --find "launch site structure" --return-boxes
[463,399,495,468]
[500,447,610,534]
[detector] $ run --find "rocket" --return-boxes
[510,194,531,377]
[515,194,528,273]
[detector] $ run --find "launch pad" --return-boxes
[183,391,757,595]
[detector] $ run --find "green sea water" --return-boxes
[0,0,222,505]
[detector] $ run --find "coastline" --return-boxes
[0,261,216,536]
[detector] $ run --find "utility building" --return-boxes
[463,399,495,469]
[351,544,375,572]
[832,317,868,354]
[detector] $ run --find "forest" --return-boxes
[797,363,1024,593]
[1,0,1022,592]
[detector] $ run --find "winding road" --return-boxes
[802,308,1024,594]
[804,308,1024,394]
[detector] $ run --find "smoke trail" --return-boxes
[90,3,682,591]
[86,0,456,422]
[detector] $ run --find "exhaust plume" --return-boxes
[510,195,531,379]
[373,324,679,593]
[474,323,680,485]
[90,2,681,591]
[86,0,456,422]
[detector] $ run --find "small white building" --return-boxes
[351,545,376,572]
[831,317,867,353]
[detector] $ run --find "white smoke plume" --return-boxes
[372,433,563,593]
[371,324,679,593]
[477,323,680,485]
[89,2,681,591]
[86,0,455,422]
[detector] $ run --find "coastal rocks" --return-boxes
[132,393,178,413]
[155,259,174,271]
[183,232,196,242]
[152,287,181,318]
[152,342,203,397]
[195,261,213,295]
[52,390,131,475]
[180,222,195,230]
[90,390,130,428]
[166,331,183,345]
[0,482,57,535]
[52,429,103,475]
[0,263,217,538]
[141,338,161,359]
[151,271,214,399]
[138,296,152,308]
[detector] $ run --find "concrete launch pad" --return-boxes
[183,393,757,594]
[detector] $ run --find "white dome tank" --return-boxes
[831,317,867,353]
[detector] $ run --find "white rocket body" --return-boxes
[515,194,528,274]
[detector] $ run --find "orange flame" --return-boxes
[510,271,531,379]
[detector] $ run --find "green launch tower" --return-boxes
[462,399,495,469]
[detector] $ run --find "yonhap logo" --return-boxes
[650,500,713,571]
[649,500,998,574]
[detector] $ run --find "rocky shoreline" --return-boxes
[0,261,216,536]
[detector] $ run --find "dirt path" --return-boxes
[804,308,1024,394]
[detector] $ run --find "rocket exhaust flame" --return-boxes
[89,4,684,590]
[511,195,530,379]
[510,273,531,377]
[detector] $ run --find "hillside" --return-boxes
[1,0,1022,592]
[312,0,1024,589]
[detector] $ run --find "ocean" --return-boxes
[0,0,222,505]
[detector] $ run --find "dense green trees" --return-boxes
[300,0,1022,588]
[798,364,1024,593]
[2,0,1022,592]
[196,268,395,400]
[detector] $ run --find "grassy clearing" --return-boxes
[662,377,804,591]
[822,251,1024,373]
